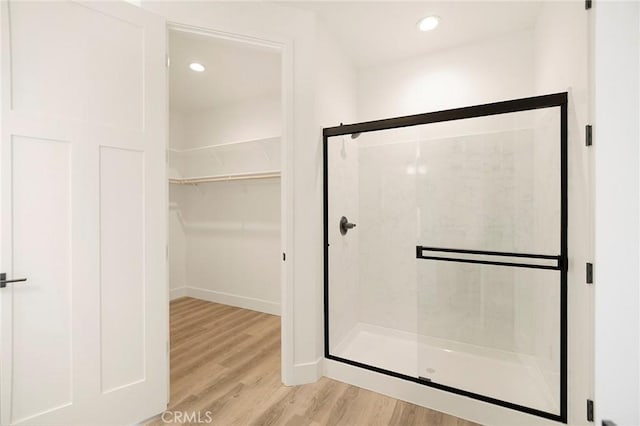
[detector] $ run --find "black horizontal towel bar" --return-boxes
[416,246,564,271]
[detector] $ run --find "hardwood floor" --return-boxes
[148,297,480,426]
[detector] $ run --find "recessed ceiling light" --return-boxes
[417,16,440,32]
[189,62,205,72]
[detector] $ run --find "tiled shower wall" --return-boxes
[327,136,360,349]
[355,113,560,363]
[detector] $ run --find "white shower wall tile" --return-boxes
[327,136,360,350]
[355,121,561,360]
[416,130,541,254]
[528,108,562,402]
[358,141,418,333]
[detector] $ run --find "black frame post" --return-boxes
[323,131,330,359]
[560,100,569,423]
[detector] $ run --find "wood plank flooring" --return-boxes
[148,297,480,426]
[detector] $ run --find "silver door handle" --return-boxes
[0,272,27,289]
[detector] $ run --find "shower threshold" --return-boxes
[332,322,559,415]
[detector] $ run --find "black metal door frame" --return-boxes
[323,92,568,423]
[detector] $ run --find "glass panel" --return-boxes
[327,133,419,377]
[416,261,560,414]
[415,108,560,254]
[413,107,561,414]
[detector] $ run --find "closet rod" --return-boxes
[169,171,280,185]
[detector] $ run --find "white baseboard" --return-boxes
[186,286,280,316]
[170,286,187,300]
[286,358,323,385]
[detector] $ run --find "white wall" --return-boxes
[182,95,281,149]
[315,20,357,128]
[169,187,187,300]
[594,1,640,425]
[356,30,535,122]
[168,110,186,180]
[177,179,281,314]
[169,176,281,313]
[169,109,186,150]
[169,112,188,300]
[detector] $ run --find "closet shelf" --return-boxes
[168,136,280,153]
[169,170,280,185]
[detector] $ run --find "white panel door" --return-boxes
[0,1,167,425]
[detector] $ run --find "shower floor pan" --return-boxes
[332,322,559,415]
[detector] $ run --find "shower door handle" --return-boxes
[340,216,356,235]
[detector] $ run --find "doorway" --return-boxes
[166,26,284,411]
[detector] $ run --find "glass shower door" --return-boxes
[323,93,568,422]
[415,107,564,418]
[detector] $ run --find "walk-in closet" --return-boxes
[168,29,281,309]
[166,28,283,412]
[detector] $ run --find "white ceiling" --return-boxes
[282,1,542,69]
[169,30,281,113]
[170,2,542,111]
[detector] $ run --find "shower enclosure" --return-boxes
[323,93,567,422]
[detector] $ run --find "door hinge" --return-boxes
[586,124,593,146]
[586,263,594,284]
[282,252,286,261]
[586,0,592,10]
[587,399,594,422]
[166,54,170,68]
